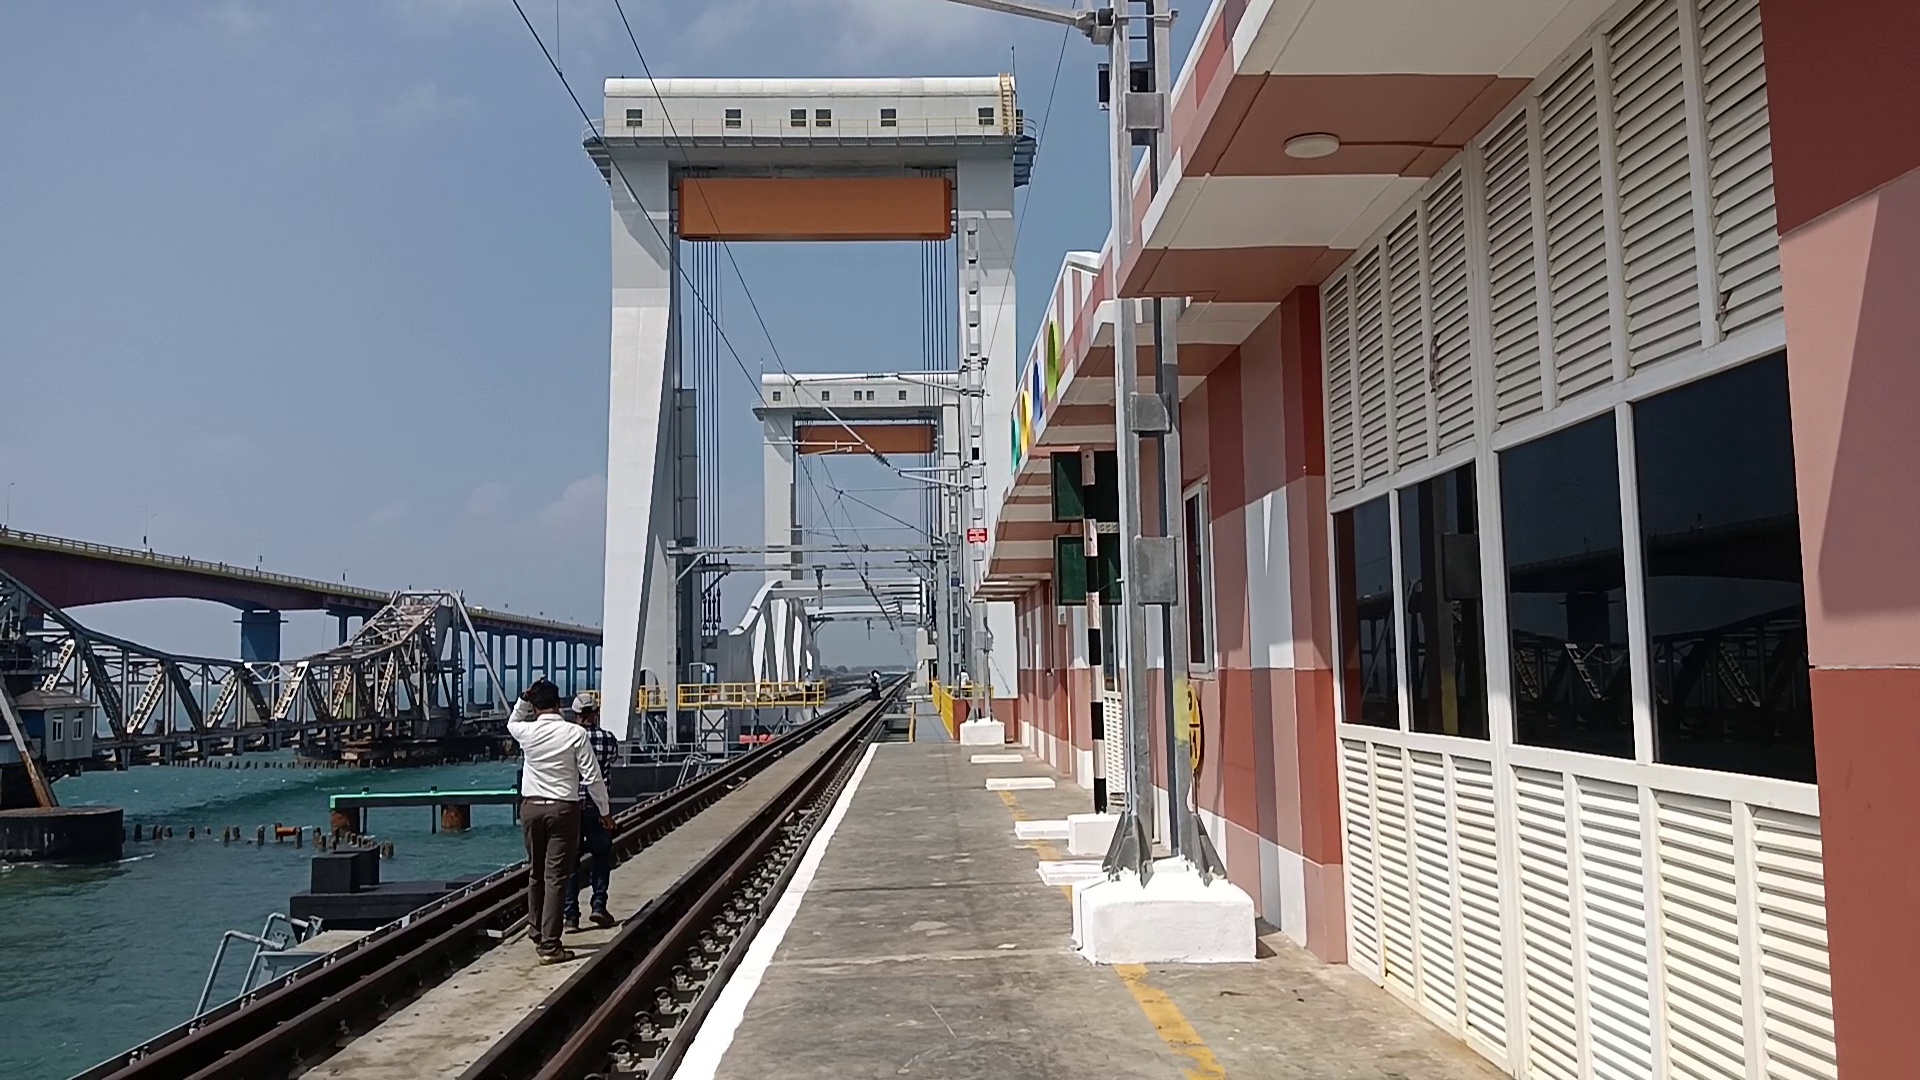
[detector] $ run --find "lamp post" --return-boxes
[935,0,1222,882]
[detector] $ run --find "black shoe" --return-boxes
[537,947,577,965]
[563,914,581,933]
[589,907,616,929]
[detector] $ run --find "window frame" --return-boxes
[788,108,806,128]
[1181,480,1216,673]
[880,107,898,128]
[814,108,832,128]
[724,108,742,129]
[623,108,643,127]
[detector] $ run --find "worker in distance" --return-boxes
[508,677,613,964]
[564,689,620,933]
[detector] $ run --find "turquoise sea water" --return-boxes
[0,756,525,1079]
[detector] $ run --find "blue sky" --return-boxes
[0,0,1182,664]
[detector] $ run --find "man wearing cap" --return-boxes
[507,678,613,964]
[564,690,620,931]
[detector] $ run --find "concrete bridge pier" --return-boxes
[239,608,282,664]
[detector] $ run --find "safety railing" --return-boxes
[930,680,971,741]
[586,115,1033,143]
[677,681,827,709]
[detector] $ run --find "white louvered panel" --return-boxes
[1409,752,1460,1026]
[1373,744,1418,998]
[1541,50,1615,401]
[1340,739,1382,976]
[1325,274,1357,495]
[1751,808,1837,1080]
[1697,0,1781,335]
[1452,758,1508,1055]
[1353,248,1391,484]
[1576,779,1656,1080]
[1609,0,1702,369]
[1387,212,1429,466]
[1653,794,1748,1080]
[1482,112,1545,424]
[1427,174,1475,452]
[1514,767,1581,1080]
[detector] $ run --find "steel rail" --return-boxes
[461,679,904,1080]
[75,689,877,1080]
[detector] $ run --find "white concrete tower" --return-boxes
[589,76,1033,740]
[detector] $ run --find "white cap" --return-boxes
[572,690,601,712]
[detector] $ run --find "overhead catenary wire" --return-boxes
[601,0,921,612]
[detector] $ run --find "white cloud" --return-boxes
[206,0,272,36]
[378,82,473,130]
[539,473,607,533]
[369,500,411,525]
[466,480,510,516]
[681,0,1002,64]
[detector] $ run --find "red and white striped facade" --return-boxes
[986,0,1920,1076]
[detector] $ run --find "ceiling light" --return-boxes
[1283,133,1341,160]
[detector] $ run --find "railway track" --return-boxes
[461,684,894,1079]
[78,683,902,1080]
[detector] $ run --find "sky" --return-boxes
[0,0,1188,667]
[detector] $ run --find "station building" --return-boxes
[984,0,1919,1075]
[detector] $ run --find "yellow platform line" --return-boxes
[995,786,1229,1078]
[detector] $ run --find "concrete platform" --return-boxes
[687,743,1504,1079]
[300,717,862,1080]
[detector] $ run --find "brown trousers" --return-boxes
[521,797,581,952]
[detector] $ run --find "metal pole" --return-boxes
[1102,4,1158,880]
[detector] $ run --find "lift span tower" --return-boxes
[587,77,1031,739]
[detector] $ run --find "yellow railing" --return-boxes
[930,681,961,741]
[635,686,669,710]
[677,681,827,709]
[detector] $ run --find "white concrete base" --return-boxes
[1037,860,1106,888]
[1014,819,1069,842]
[985,776,1055,791]
[970,753,1023,764]
[958,719,1006,746]
[1073,858,1256,964]
[1066,812,1121,857]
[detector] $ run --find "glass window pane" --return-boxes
[1501,415,1633,756]
[1185,490,1210,666]
[1401,465,1489,739]
[1335,496,1398,728]
[1635,353,1813,782]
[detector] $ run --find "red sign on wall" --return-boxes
[966,527,989,544]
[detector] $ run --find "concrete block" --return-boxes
[1014,819,1069,841]
[1037,860,1106,888]
[1066,812,1120,857]
[970,753,1023,764]
[1074,859,1256,964]
[985,777,1055,791]
[957,718,1005,746]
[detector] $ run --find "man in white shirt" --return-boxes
[508,678,613,964]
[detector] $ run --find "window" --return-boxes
[897,389,908,401]
[820,390,830,401]
[52,718,64,742]
[1335,496,1398,728]
[880,107,898,128]
[1501,414,1632,757]
[814,108,832,127]
[1635,354,1813,782]
[789,108,807,128]
[771,390,782,402]
[1400,464,1488,738]
[977,106,995,127]
[624,108,643,127]
[1183,485,1215,668]
[724,108,742,129]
